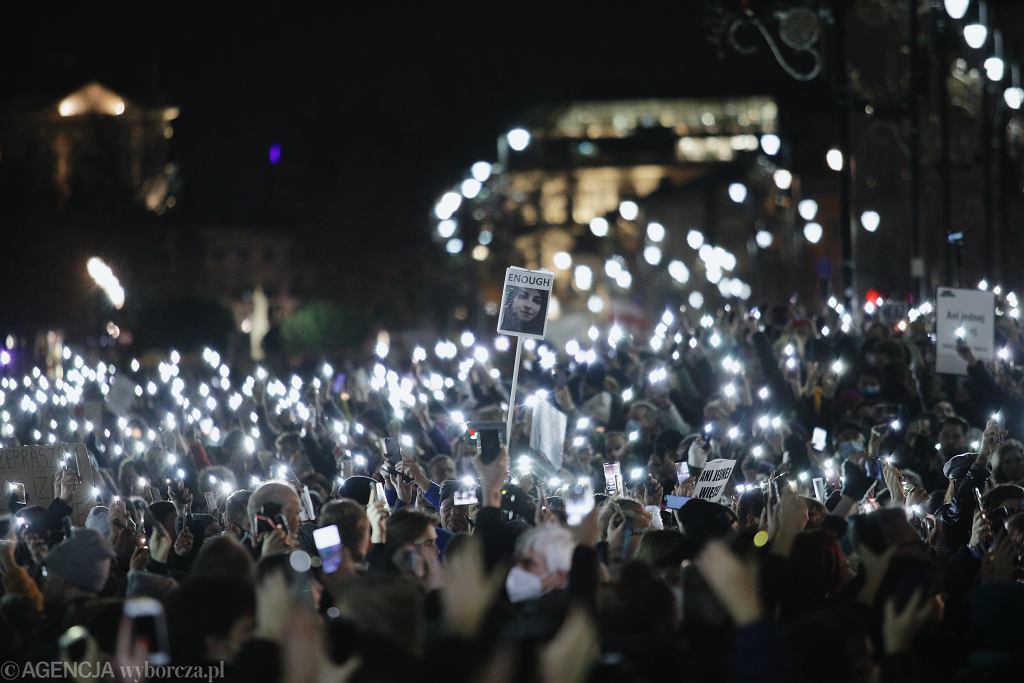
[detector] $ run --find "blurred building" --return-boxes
[198,226,307,335]
[0,81,179,214]
[434,97,828,333]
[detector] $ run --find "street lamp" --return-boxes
[944,0,969,20]
[86,257,125,309]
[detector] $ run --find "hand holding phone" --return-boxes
[313,524,343,574]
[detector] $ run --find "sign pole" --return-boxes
[505,336,523,447]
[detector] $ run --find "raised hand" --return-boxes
[694,540,764,626]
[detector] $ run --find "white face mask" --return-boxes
[505,565,545,603]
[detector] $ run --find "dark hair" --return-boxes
[386,508,436,548]
[789,529,847,599]
[982,484,1024,510]
[653,429,683,458]
[275,432,303,456]
[225,489,251,528]
[167,578,256,665]
[192,534,254,581]
[319,500,370,558]
[940,416,969,433]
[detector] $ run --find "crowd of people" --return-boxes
[1,294,1024,682]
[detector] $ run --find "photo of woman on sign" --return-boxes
[497,285,549,338]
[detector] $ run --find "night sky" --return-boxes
[7,3,1021,333]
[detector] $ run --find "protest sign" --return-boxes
[692,458,736,503]
[496,267,553,340]
[935,287,995,375]
[530,399,567,471]
[106,376,139,418]
[0,443,98,524]
[498,266,555,442]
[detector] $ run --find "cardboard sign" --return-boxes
[530,399,567,471]
[106,376,139,418]
[692,458,736,503]
[0,443,98,525]
[936,287,995,375]
[496,267,553,340]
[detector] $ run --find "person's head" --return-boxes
[789,529,848,599]
[319,499,371,563]
[439,494,472,534]
[981,484,1024,513]
[856,368,882,397]
[627,402,656,432]
[386,508,437,553]
[737,488,766,530]
[992,440,1024,484]
[931,401,956,419]
[148,501,177,537]
[44,529,115,602]
[633,529,686,574]
[832,421,866,460]
[605,432,627,461]
[513,523,575,580]
[107,502,140,563]
[167,578,255,664]
[247,481,302,546]
[427,455,456,484]
[191,534,255,581]
[938,416,969,458]
[224,490,252,539]
[507,286,544,323]
[802,497,828,530]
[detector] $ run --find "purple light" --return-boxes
[268,144,282,165]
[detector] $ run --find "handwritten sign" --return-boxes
[936,287,994,375]
[0,443,98,525]
[692,459,736,503]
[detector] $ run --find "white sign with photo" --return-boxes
[935,287,995,376]
[496,267,554,340]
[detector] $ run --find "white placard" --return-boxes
[0,443,98,524]
[496,267,553,340]
[935,287,995,376]
[530,399,567,471]
[692,458,736,503]
[106,376,138,418]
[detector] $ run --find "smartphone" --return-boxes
[676,461,690,483]
[565,479,595,525]
[975,487,987,521]
[603,462,623,497]
[812,477,826,504]
[62,449,81,477]
[333,372,347,395]
[8,482,26,506]
[58,625,91,662]
[453,487,479,506]
[665,495,689,510]
[375,481,387,503]
[383,438,403,466]
[123,597,171,665]
[253,502,289,537]
[313,524,344,574]
[204,491,218,513]
[467,422,505,465]
[298,485,315,522]
[812,428,827,452]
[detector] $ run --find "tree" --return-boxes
[280,301,368,355]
